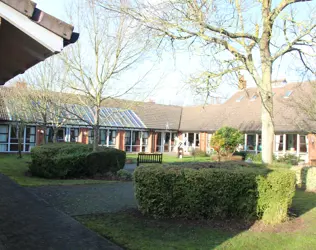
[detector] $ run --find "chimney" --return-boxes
[238,75,247,90]
[148,98,155,104]
[15,82,27,88]
[272,79,287,87]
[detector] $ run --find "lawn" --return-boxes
[0,154,113,187]
[76,190,316,250]
[127,153,211,163]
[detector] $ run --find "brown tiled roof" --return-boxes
[180,81,316,133]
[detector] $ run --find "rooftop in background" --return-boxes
[1,80,315,133]
[0,0,79,84]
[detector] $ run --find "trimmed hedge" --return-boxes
[30,143,126,178]
[134,165,296,224]
[292,166,316,191]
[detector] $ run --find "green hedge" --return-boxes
[30,143,126,178]
[134,165,295,224]
[292,166,316,191]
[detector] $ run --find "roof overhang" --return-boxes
[0,0,79,84]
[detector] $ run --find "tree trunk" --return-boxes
[260,0,274,164]
[93,106,100,151]
[17,123,23,159]
[53,129,58,143]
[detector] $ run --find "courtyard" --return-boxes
[1,154,316,250]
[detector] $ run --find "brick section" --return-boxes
[36,126,44,145]
[147,132,154,153]
[199,132,207,152]
[153,132,158,152]
[80,128,89,144]
[117,131,125,151]
[308,134,316,165]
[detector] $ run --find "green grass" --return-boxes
[76,190,316,250]
[127,153,211,164]
[0,154,113,187]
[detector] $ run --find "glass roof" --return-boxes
[4,100,146,129]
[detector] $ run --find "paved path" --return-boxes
[0,174,122,250]
[123,163,137,173]
[27,182,137,216]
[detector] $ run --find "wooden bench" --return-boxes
[137,153,163,166]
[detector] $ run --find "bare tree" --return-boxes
[62,0,153,151]
[20,57,70,144]
[103,0,316,163]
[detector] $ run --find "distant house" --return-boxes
[0,0,78,85]
[1,81,316,164]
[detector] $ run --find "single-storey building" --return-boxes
[1,80,316,164]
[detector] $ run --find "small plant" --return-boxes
[277,154,300,165]
[210,126,244,161]
[116,169,132,181]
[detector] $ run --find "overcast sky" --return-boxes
[25,0,316,106]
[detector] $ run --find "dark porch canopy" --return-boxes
[0,0,78,84]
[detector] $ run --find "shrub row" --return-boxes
[134,165,296,224]
[30,143,126,178]
[292,166,316,191]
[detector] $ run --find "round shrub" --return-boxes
[116,169,132,181]
[86,148,126,174]
[133,165,295,224]
[30,143,126,178]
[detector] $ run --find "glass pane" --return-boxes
[30,135,35,143]
[10,144,19,151]
[0,144,8,152]
[0,125,8,133]
[30,127,36,134]
[0,134,8,143]
[11,127,17,139]
[286,134,296,151]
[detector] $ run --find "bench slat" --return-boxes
[137,153,163,166]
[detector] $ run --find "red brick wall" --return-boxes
[80,128,89,144]
[148,132,153,153]
[199,132,207,152]
[308,134,316,164]
[36,126,45,145]
[117,130,125,150]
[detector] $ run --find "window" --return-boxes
[0,125,9,152]
[46,128,53,143]
[278,135,284,151]
[246,134,255,150]
[99,129,107,145]
[70,128,79,142]
[132,131,141,152]
[164,132,170,152]
[300,135,307,153]
[142,132,149,152]
[108,130,116,146]
[251,94,258,101]
[10,126,19,151]
[286,134,296,151]
[236,95,244,102]
[195,133,200,147]
[284,90,293,98]
[125,131,131,151]
[171,132,178,151]
[25,126,36,152]
[156,132,162,152]
[88,130,94,144]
